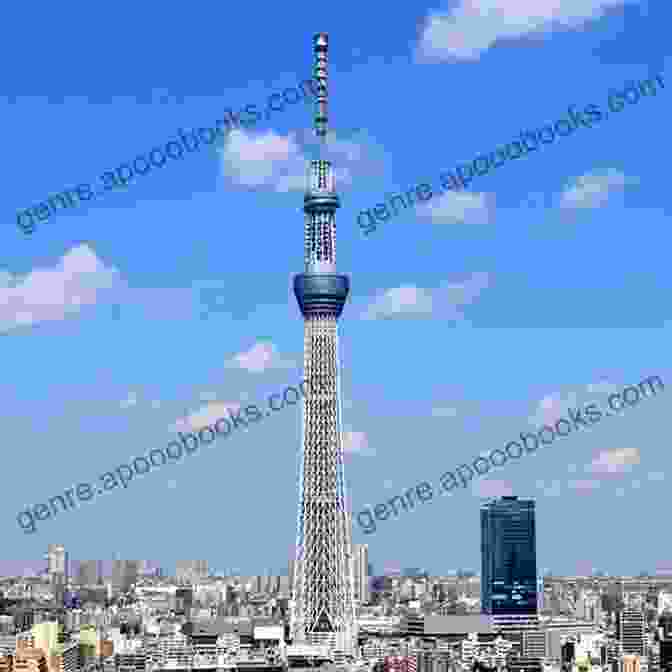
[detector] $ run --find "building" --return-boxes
[480,497,538,631]
[353,545,370,606]
[618,610,645,656]
[384,656,418,672]
[175,561,208,584]
[77,561,99,587]
[175,589,194,617]
[623,655,642,672]
[111,561,139,594]
[14,649,48,672]
[46,546,65,576]
[659,640,672,672]
[289,33,356,655]
[522,630,546,658]
[49,642,78,672]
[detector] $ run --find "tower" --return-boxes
[290,33,356,653]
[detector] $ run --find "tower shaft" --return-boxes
[290,33,355,654]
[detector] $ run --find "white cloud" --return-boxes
[343,431,375,456]
[529,391,578,427]
[361,272,490,321]
[218,129,305,191]
[586,379,618,395]
[225,341,295,373]
[472,479,513,497]
[567,479,601,492]
[218,128,364,192]
[0,244,120,333]
[419,191,493,225]
[362,285,434,320]
[542,480,562,497]
[171,401,241,433]
[587,447,640,474]
[432,406,458,418]
[415,0,635,62]
[120,392,138,409]
[559,169,638,210]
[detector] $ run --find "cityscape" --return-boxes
[3,5,671,672]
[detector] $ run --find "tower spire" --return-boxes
[313,33,329,145]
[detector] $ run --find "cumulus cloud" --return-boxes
[171,401,241,433]
[586,447,640,474]
[218,128,368,192]
[567,479,601,492]
[120,392,138,409]
[361,285,434,320]
[361,272,490,321]
[342,431,375,456]
[559,169,638,210]
[586,379,619,395]
[0,244,120,333]
[542,480,562,497]
[528,390,578,427]
[419,191,493,225]
[415,0,636,62]
[432,406,458,418]
[225,341,296,373]
[472,479,513,497]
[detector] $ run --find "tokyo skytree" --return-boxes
[290,33,356,654]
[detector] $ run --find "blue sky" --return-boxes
[2,0,671,578]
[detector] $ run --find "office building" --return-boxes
[480,497,538,630]
[77,561,99,587]
[619,610,645,656]
[289,33,355,654]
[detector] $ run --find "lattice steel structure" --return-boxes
[290,33,356,654]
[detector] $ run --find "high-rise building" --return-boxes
[290,33,355,654]
[480,497,538,631]
[46,545,66,575]
[618,610,645,656]
[352,545,370,606]
[78,561,99,587]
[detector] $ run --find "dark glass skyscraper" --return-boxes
[481,496,537,616]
